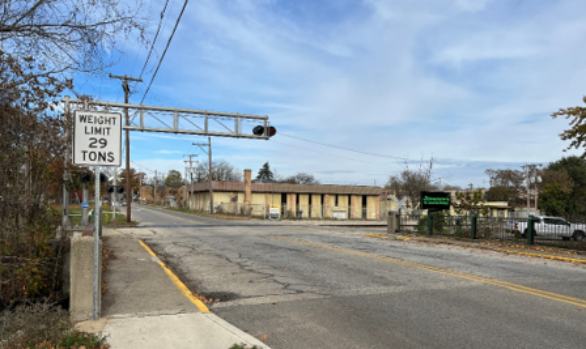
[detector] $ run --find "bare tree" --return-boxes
[280,173,320,185]
[484,169,525,207]
[0,53,72,308]
[194,160,243,182]
[0,0,148,78]
[385,158,437,209]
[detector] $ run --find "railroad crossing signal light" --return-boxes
[252,125,277,137]
[79,173,93,183]
[107,186,125,194]
[80,173,109,183]
[100,173,109,183]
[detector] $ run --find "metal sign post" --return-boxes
[73,108,122,321]
[93,167,101,320]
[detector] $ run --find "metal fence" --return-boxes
[396,212,586,249]
[396,213,511,240]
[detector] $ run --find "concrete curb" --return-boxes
[99,229,272,349]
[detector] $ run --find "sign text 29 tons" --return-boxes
[73,111,122,167]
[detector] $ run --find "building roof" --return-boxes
[189,181,382,196]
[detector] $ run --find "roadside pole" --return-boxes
[71,100,122,322]
[109,74,142,222]
[93,167,101,320]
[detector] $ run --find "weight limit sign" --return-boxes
[73,110,122,167]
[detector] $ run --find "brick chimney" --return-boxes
[244,169,252,205]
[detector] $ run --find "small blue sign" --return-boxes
[81,202,89,209]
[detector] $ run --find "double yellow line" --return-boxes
[270,236,586,308]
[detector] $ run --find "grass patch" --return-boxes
[51,205,137,227]
[0,302,109,349]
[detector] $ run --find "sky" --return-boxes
[72,0,586,188]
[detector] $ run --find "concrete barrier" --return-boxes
[69,230,101,323]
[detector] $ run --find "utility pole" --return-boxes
[154,170,157,205]
[193,138,213,213]
[139,173,144,203]
[524,165,530,211]
[183,154,198,209]
[109,73,143,222]
[523,164,541,214]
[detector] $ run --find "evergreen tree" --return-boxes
[256,162,274,181]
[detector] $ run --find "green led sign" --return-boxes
[420,191,451,210]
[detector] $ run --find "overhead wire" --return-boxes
[279,133,409,161]
[270,140,400,167]
[137,0,171,82]
[139,0,190,105]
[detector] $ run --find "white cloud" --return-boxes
[74,0,586,187]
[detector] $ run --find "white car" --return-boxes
[511,216,586,241]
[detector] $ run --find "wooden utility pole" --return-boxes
[109,74,142,222]
[193,138,213,213]
[183,154,197,209]
[154,170,158,205]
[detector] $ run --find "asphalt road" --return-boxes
[121,205,586,349]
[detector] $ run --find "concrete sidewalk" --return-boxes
[76,229,270,349]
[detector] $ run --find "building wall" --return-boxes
[311,194,322,218]
[324,194,332,217]
[367,196,378,220]
[299,194,310,218]
[188,189,383,219]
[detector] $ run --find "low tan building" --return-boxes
[382,190,513,218]
[188,170,383,220]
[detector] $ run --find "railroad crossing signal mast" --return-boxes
[63,96,276,225]
[66,96,275,322]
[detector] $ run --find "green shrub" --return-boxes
[417,216,428,234]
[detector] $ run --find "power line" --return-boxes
[279,133,409,161]
[140,0,190,105]
[137,0,171,81]
[270,140,399,167]
[131,160,155,174]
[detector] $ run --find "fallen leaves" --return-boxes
[192,293,221,304]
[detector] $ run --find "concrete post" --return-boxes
[70,231,101,323]
[387,211,397,234]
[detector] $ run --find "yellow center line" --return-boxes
[269,236,586,308]
[137,239,210,313]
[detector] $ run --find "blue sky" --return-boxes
[73,0,586,187]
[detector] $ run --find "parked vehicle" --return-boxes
[507,216,586,241]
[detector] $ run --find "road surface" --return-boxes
[118,205,586,349]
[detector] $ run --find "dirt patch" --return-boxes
[101,236,113,296]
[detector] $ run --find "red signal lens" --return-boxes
[268,126,276,136]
